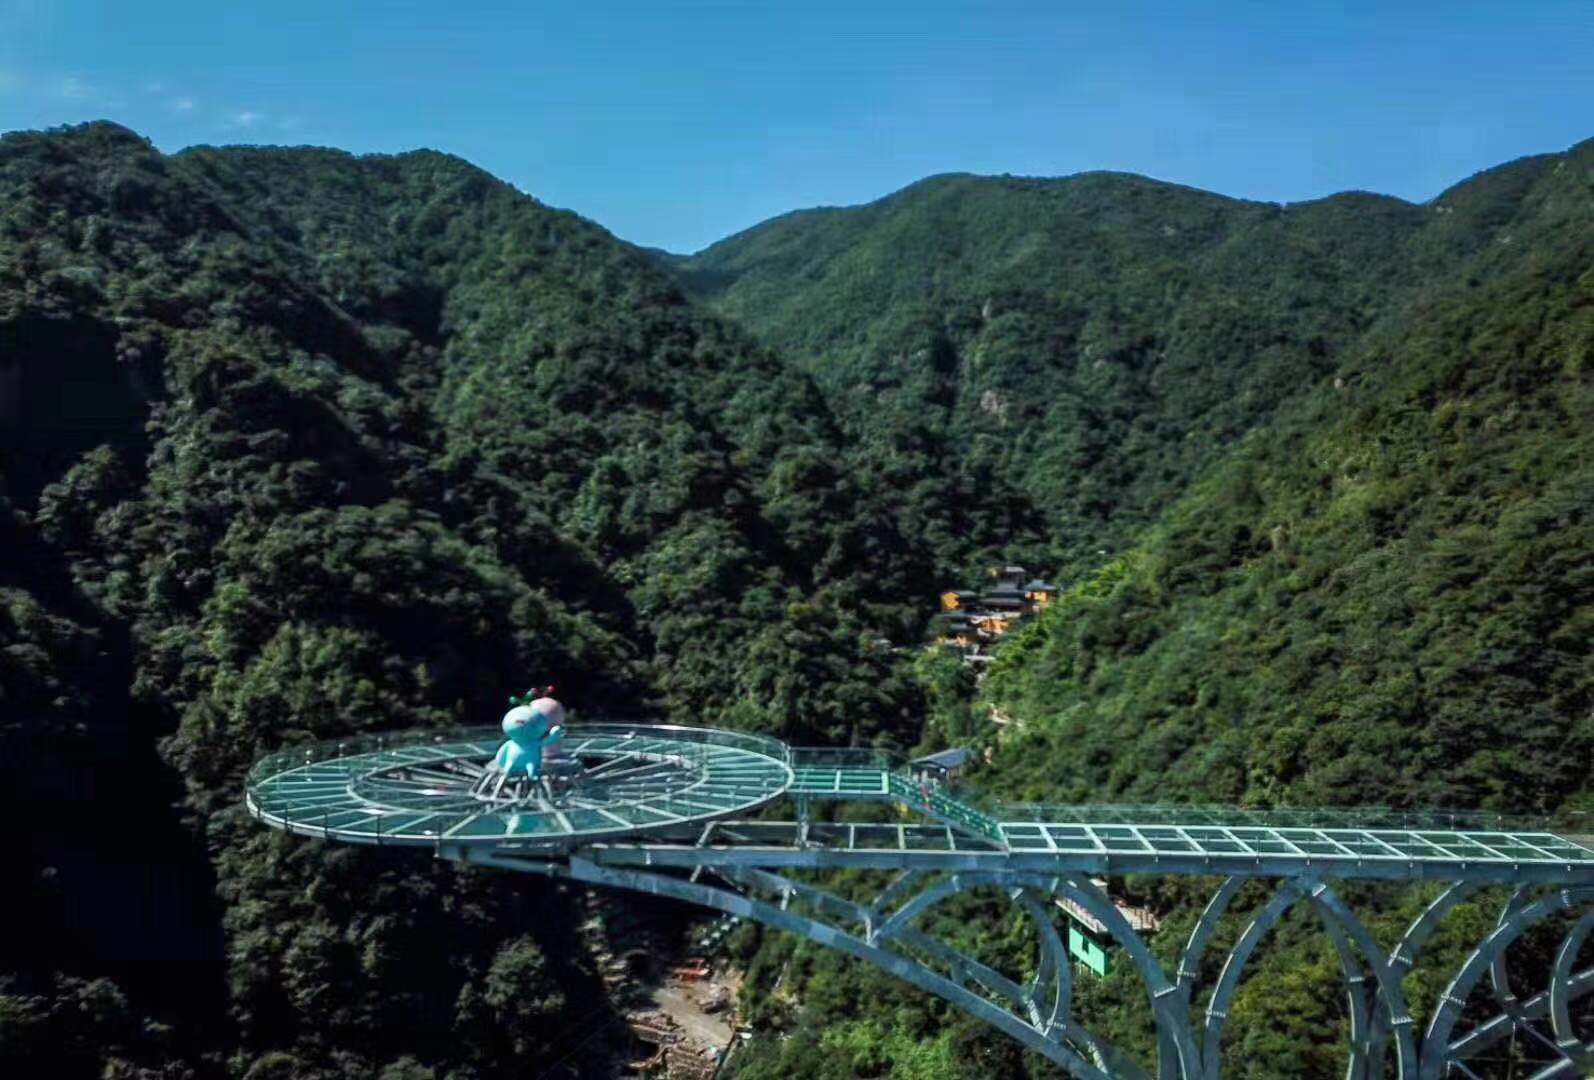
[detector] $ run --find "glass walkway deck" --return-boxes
[247,726,1594,1078]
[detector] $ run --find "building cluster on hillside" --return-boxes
[934,565,1058,664]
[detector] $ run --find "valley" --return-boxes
[1,120,1590,1079]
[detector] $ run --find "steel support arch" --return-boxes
[1489,886,1535,1026]
[1199,879,1417,1080]
[1546,907,1594,1068]
[556,855,1116,1079]
[715,861,1129,1069]
[871,870,1202,1078]
[569,856,1200,1079]
[444,844,1594,1078]
[1367,881,1483,1073]
[1159,877,1245,1080]
[1419,888,1594,1080]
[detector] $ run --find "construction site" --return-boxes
[576,894,748,1079]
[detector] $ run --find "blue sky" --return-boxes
[2,1,1591,253]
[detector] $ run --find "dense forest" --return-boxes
[672,138,1593,816]
[0,120,933,1079]
[0,121,1589,1078]
[668,144,1594,1077]
[672,153,1572,573]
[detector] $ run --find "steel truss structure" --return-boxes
[247,728,1594,1078]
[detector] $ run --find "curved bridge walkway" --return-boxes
[248,728,1594,1079]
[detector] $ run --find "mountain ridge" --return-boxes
[670,141,1588,261]
[661,137,1590,578]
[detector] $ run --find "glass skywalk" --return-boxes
[246,724,793,845]
[249,728,1594,1078]
[248,731,1594,882]
[783,763,1594,882]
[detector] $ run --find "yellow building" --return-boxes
[940,590,978,611]
[973,612,1014,635]
[1023,579,1059,609]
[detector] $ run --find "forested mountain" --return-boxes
[2,119,1590,1080]
[959,146,1594,1079]
[0,121,927,1079]
[665,144,1594,1078]
[665,143,1594,816]
[670,154,1566,572]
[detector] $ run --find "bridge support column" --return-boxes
[450,849,1594,1079]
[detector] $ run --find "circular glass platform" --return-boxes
[245,722,793,848]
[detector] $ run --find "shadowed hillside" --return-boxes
[0,121,929,1079]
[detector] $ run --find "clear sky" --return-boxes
[2,1,1591,253]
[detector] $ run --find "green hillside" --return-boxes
[677,141,1594,815]
[955,141,1594,1079]
[671,155,1565,573]
[669,144,1594,1078]
[0,121,926,1079]
[981,237,1594,813]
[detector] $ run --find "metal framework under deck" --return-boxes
[248,732,1594,1078]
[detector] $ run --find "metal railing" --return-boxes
[789,746,903,770]
[248,720,794,781]
[247,727,1592,843]
[886,772,1004,841]
[993,802,1594,835]
[244,721,797,845]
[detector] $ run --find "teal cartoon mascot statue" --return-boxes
[495,685,566,781]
